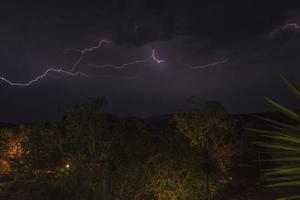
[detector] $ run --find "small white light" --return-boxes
[65,164,70,169]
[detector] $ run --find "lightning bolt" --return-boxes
[186,59,228,69]
[65,39,111,72]
[269,22,300,40]
[88,49,165,69]
[0,39,110,87]
[269,22,300,39]
[281,23,300,30]
[0,43,166,86]
[0,68,87,87]
[88,58,150,69]
[151,49,165,63]
[0,37,227,87]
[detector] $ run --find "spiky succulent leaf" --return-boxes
[252,78,300,199]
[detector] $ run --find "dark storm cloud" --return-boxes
[109,0,300,45]
[1,1,298,46]
[1,1,300,122]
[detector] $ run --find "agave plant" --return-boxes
[251,78,300,200]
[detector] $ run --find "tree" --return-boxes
[173,101,239,199]
[46,98,151,199]
[52,97,120,199]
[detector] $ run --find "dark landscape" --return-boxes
[0,101,298,200]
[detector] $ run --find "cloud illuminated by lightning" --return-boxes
[0,68,87,87]
[186,58,228,69]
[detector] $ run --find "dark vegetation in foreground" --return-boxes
[0,97,298,199]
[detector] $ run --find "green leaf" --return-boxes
[259,134,300,145]
[264,167,300,176]
[267,180,300,187]
[254,142,300,152]
[258,157,300,162]
[277,194,300,200]
[265,98,300,122]
[267,176,300,182]
[254,116,300,132]
[282,76,300,101]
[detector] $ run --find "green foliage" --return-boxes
[55,97,114,163]
[252,78,300,199]
[0,99,241,199]
[173,101,239,199]
[29,98,151,199]
[47,98,121,199]
[22,123,61,171]
[143,127,205,200]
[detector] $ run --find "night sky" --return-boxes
[1,1,300,122]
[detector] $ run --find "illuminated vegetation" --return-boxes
[0,98,276,199]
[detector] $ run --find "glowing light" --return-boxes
[65,164,70,169]
[186,59,228,69]
[0,68,87,87]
